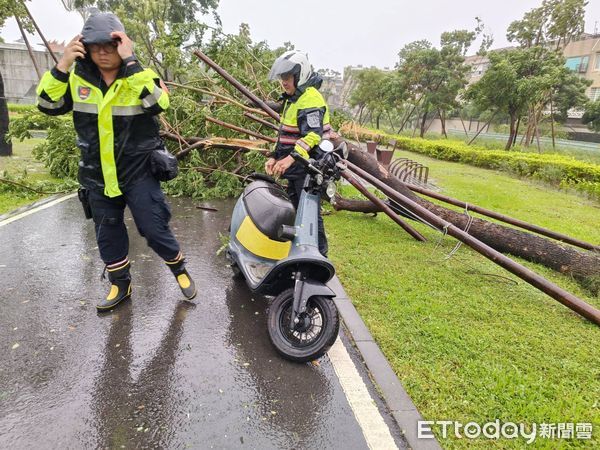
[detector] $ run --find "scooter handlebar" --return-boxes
[290,151,322,175]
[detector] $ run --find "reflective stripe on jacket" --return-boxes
[275,86,331,162]
[36,61,169,197]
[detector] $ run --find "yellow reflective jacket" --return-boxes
[274,75,331,178]
[37,59,169,197]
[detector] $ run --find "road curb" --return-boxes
[328,276,442,450]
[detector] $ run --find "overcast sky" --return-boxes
[2,0,599,72]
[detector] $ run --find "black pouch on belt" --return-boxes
[77,187,92,219]
[150,148,179,181]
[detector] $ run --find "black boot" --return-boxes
[97,261,132,311]
[166,255,197,300]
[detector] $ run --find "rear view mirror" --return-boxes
[319,140,334,153]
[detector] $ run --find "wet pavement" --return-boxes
[0,196,405,449]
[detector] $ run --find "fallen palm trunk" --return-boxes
[340,170,426,242]
[333,194,382,214]
[194,50,280,122]
[407,184,600,252]
[344,160,600,326]
[335,179,600,253]
[339,141,600,294]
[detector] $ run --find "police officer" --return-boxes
[36,12,196,310]
[265,51,332,256]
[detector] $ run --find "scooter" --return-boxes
[226,140,348,362]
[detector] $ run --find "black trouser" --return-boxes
[87,176,180,264]
[285,176,328,257]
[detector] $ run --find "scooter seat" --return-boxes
[243,180,296,242]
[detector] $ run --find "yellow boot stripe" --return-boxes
[165,252,183,265]
[177,274,191,289]
[107,285,119,301]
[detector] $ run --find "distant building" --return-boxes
[465,34,600,108]
[0,41,63,104]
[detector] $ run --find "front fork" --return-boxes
[289,270,337,331]
[291,271,308,330]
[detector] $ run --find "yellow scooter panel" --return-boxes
[236,216,291,260]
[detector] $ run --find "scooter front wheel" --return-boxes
[267,288,339,363]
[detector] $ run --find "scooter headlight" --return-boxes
[246,262,271,282]
[326,181,337,199]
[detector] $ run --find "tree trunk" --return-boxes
[0,68,12,157]
[376,113,381,130]
[513,116,521,148]
[506,114,517,150]
[16,16,42,80]
[533,108,542,154]
[356,105,365,124]
[550,95,556,150]
[439,110,447,138]
[468,113,497,145]
[419,111,428,138]
[459,115,469,138]
[524,108,534,148]
[334,139,600,292]
[333,195,381,214]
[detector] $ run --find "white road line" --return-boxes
[329,337,398,450]
[0,193,77,228]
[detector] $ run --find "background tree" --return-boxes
[394,30,475,138]
[507,0,587,50]
[468,0,590,149]
[348,67,390,128]
[582,101,600,132]
[72,0,219,81]
[466,50,527,149]
[0,0,34,157]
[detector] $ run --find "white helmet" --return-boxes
[268,51,313,87]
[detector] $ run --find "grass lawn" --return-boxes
[326,151,600,449]
[0,138,64,215]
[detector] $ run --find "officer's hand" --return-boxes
[264,157,276,175]
[272,155,294,177]
[56,34,85,73]
[110,31,134,60]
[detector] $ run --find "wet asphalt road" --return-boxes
[0,196,402,449]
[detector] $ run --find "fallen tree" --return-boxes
[337,142,600,294]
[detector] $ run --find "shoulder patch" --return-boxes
[306,111,321,128]
[78,86,91,100]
